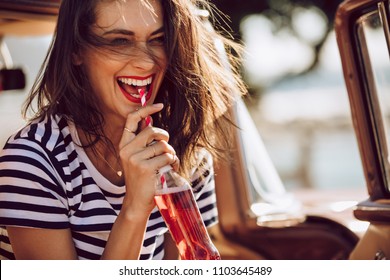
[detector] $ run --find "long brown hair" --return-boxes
[23,0,247,177]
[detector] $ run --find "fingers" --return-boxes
[137,126,170,149]
[122,139,178,173]
[170,153,180,172]
[131,103,163,130]
[146,141,180,172]
[119,103,164,149]
[149,140,175,157]
[118,102,179,177]
[119,126,170,167]
[123,126,136,134]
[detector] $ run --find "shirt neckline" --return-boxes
[68,121,125,191]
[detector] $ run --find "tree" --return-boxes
[211,0,344,75]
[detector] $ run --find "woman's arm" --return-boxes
[101,210,149,260]
[7,227,78,259]
[7,214,150,260]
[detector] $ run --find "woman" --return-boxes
[0,0,246,259]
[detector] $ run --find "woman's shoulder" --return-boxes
[0,113,75,174]
[4,114,70,153]
[0,113,79,200]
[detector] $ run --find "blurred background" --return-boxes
[0,0,366,193]
[211,0,366,192]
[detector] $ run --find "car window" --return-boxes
[235,99,303,224]
[356,4,390,194]
[0,35,52,147]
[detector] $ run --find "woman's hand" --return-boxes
[118,103,179,217]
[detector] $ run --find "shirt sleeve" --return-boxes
[0,135,69,229]
[189,149,218,227]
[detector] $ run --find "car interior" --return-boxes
[335,0,390,260]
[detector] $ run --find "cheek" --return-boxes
[83,55,118,86]
[159,51,168,70]
[82,62,119,107]
[156,57,168,82]
[150,46,168,69]
[150,50,167,87]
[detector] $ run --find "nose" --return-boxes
[130,43,155,71]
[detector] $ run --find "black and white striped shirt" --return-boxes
[0,114,218,260]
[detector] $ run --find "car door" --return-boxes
[213,98,361,259]
[335,0,390,260]
[207,9,361,258]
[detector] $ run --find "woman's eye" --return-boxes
[149,35,165,46]
[110,38,131,46]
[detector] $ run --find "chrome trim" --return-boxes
[378,1,390,57]
[374,250,387,260]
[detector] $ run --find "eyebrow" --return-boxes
[102,26,164,36]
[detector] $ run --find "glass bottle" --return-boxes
[154,166,221,260]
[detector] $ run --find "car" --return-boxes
[0,0,388,260]
[335,0,390,260]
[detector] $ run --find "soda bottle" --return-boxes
[154,165,221,260]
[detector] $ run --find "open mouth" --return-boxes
[117,74,154,103]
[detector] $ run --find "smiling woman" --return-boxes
[80,1,167,107]
[0,0,247,260]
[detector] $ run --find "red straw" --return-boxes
[160,174,168,189]
[138,88,151,126]
[138,88,167,189]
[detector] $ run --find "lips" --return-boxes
[117,74,154,104]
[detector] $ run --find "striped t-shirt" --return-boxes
[0,114,218,260]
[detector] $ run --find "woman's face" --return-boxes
[80,0,167,124]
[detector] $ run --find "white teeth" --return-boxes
[118,77,152,87]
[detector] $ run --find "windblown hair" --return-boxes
[23,0,247,177]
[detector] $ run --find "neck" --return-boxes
[77,126,124,185]
[103,124,123,149]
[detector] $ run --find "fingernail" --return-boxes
[153,103,164,108]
